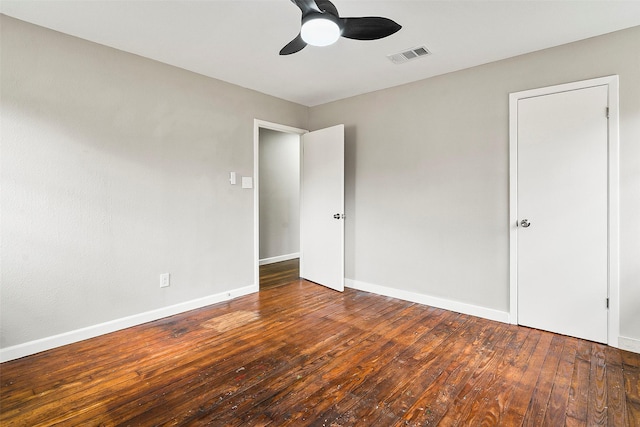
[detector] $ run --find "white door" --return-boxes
[516,85,609,343]
[300,124,344,292]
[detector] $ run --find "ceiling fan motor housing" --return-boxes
[301,12,342,46]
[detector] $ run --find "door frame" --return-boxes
[508,75,620,347]
[253,119,308,288]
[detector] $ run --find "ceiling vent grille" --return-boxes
[387,46,431,65]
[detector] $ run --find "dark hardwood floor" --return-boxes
[259,258,300,290]
[1,277,639,426]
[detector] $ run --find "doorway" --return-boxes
[253,120,345,292]
[254,121,306,289]
[509,76,620,346]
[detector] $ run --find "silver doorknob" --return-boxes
[520,219,531,228]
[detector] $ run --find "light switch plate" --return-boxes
[242,177,253,189]
[229,172,236,185]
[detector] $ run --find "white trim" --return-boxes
[607,76,620,348]
[618,336,640,354]
[0,284,258,363]
[508,75,620,347]
[253,119,308,290]
[259,252,300,266]
[345,279,510,324]
[509,90,519,325]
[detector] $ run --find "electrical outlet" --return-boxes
[160,273,170,288]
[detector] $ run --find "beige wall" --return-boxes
[2,14,638,353]
[309,26,640,342]
[259,128,300,260]
[0,16,308,348]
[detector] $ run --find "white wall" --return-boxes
[0,16,308,350]
[259,129,300,261]
[309,26,640,343]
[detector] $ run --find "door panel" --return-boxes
[517,85,608,343]
[300,125,344,292]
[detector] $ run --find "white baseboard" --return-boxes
[345,279,510,324]
[259,253,300,266]
[618,336,640,354]
[0,284,258,363]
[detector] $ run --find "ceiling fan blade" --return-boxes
[280,33,307,55]
[291,0,321,15]
[340,17,402,40]
[314,0,339,16]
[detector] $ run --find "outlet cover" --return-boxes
[160,273,170,288]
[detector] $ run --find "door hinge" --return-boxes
[606,107,610,119]
[606,297,609,309]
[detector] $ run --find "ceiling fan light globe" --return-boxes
[301,18,340,46]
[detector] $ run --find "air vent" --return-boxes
[387,46,431,65]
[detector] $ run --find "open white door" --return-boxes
[300,124,344,292]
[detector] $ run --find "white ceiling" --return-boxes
[2,1,640,107]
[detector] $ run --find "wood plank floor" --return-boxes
[259,258,299,290]
[1,281,639,426]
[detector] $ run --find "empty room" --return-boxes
[1,1,639,425]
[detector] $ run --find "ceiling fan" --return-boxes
[280,0,402,55]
